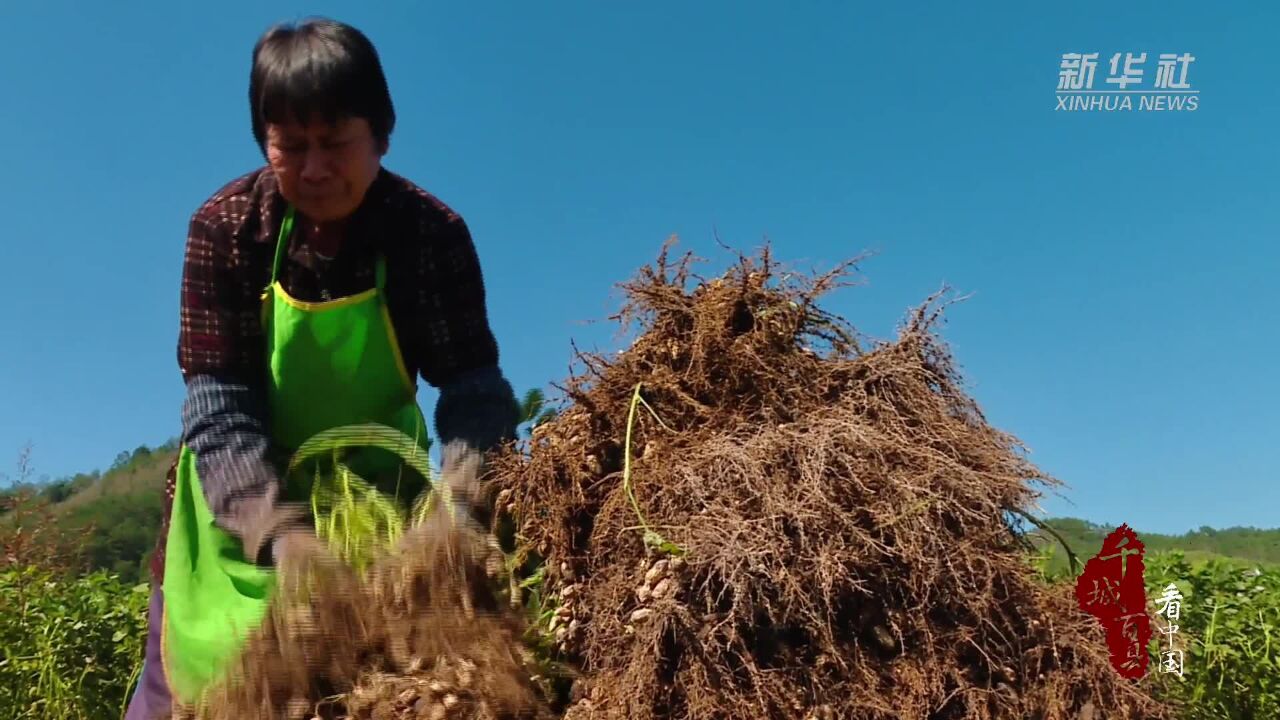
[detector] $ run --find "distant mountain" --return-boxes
[1028,516,1280,576]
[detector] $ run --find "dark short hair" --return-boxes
[249,18,396,153]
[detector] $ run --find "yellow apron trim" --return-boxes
[380,300,415,395]
[258,283,414,394]
[271,282,377,311]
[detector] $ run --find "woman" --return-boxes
[125,17,520,718]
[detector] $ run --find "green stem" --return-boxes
[623,383,649,533]
[623,383,684,556]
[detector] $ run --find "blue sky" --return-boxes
[0,2,1274,534]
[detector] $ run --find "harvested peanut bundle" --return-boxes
[489,245,1173,720]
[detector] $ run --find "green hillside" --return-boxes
[1,444,174,582]
[1029,516,1280,577]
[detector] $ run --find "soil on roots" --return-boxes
[486,244,1174,720]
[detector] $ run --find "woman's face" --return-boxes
[265,115,384,222]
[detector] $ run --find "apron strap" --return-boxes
[270,204,296,288]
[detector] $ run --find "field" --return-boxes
[5,499,1276,719]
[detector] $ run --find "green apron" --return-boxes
[161,205,431,703]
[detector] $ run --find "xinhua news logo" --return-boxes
[1057,52,1199,112]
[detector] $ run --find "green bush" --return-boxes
[0,566,149,720]
[1144,552,1279,719]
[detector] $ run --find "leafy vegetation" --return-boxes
[0,567,150,719]
[1143,553,1279,719]
[517,388,558,437]
[1029,530,1279,719]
